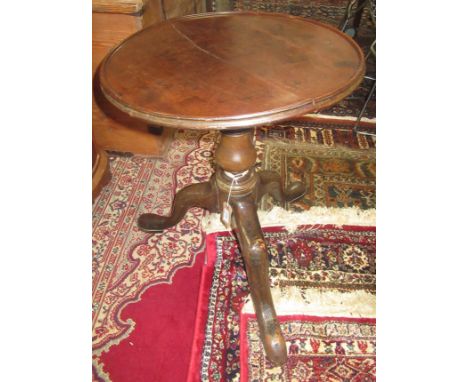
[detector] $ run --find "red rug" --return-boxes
[92,130,216,381]
[94,252,204,381]
[188,223,376,381]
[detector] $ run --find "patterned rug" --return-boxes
[92,129,216,380]
[256,118,376,212]
[93,117,375,381]
[189,222,376,381]
[241,315,376,381]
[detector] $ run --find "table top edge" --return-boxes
[99,11,366,130]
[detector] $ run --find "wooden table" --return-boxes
[100,11,364,365]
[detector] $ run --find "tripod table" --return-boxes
[99,11,365,365]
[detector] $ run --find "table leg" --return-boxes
[231,197,288,366]
[138,175,219,232]
[258,170,306,205]
[136,129,305,365]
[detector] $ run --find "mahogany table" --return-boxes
[100,11,365,366]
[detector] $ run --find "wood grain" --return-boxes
[92,145,111,201]
[93,0,145,15]
[100,12,365,130]
[92,12,172,155]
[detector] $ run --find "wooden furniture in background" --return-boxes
[100,12,365,364]
[92,141,111,201]
[92,0,204,155]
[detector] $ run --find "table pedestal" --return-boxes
[138,129,305,365]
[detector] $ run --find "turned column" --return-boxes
[214,130,258,200]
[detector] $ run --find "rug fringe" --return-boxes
[304,113,376,123]
[203,206,376,234]
[242,288,376,318]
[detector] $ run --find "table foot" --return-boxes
[231,198,288,366]
[138,177,218,232]
[258,170,306,204]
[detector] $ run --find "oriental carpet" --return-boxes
[241,315,376,381]
[92,116,375,381]
[189,223,376,382]
[256,118,376,212]
[92,129,216,381]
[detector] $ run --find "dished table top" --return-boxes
[100,12,365,130]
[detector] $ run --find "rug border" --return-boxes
[240,313,377,382]
[186,232,219,382]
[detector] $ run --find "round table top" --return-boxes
[100,12,365,130]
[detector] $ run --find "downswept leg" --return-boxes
[231,198,287,365]
[138,177,218,233]
[258,170,305,206]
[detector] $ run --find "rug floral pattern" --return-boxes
[92,116,376,380]
[92,130,215,372]
[200,225,376,381]
[243,315,376,381]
